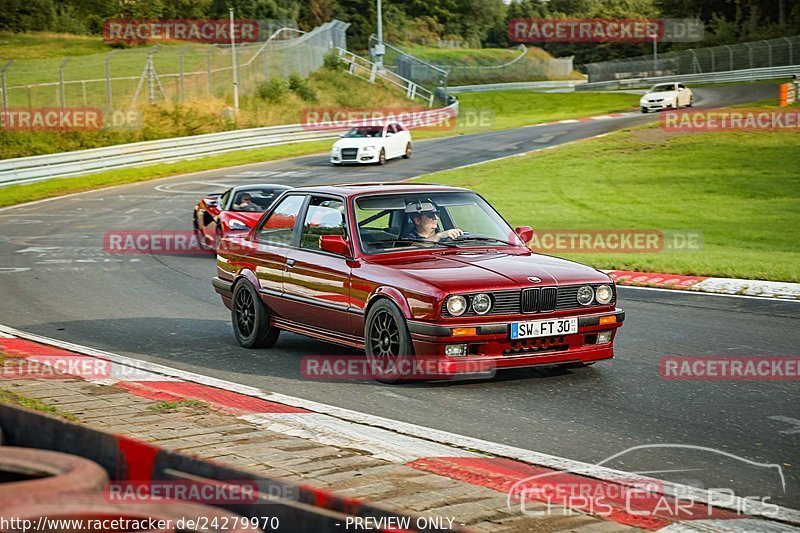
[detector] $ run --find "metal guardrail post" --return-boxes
[58,58,70,110]
[105,51,117,110]
[207,46,215,96]
[746,43,753,69]
[0,60,12,115]
[178,46,186,103]
[785,37,794,65]
[764,40,772,67]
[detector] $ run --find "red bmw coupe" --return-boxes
[212,184,624,382]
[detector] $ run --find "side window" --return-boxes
[219,189,232,209]
[678,84,685,90]
[300,197,345,250]
[258,195,304,245]
[395,123,404,132]
[388,124,397,134]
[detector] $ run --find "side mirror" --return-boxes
[514,226,533,244]
[338,133,346,138]
[320,235,350,256]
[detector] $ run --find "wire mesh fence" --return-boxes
[585,35,800,82]
[369,36,575,89]
[0,20,350,113]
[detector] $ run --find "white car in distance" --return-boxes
[640,83,694,113]
[331,122,412,165]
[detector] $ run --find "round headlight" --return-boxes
[576,285,594,306]
[446,295,467,316]
[472,293,492,315]
[595,284,613,305]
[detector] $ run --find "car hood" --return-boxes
[643,90,677,100]
[333,137,384,149]
[369,250,611,292]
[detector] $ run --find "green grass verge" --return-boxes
[413,124,800,282]
[0,385,78,421]
[0,141,331,208]
[149,399,208,412]
[414,90,639,140]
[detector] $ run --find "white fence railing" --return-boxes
[0,101,458,187]
[578,65,800,91]
[336,48,436,106]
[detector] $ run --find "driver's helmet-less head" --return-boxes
[404,200,439,218]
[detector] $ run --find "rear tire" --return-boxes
[378,149,386,165]
[402,143,412,159]
[365,299,414,384]
[232,280,280,349]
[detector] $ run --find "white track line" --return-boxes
[1,323,797,527]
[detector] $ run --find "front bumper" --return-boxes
[331,149,379,164]
[407,309,624,372]
[641,101,673,111]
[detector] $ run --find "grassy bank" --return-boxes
[414,124,800,282]
[414,90,639,139]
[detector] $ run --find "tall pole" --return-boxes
[652,33,658,74]
[374,0,384,68]
[230,8,239,117]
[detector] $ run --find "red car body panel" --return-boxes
[213,184,624,373]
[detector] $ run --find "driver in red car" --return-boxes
[403,201,463,242]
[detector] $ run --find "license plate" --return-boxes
[510,318,578,339]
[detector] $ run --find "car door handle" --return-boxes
[285,258,296,268]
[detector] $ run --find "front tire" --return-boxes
[232,280,280,349]
[365,299,414,384]
[641,107,648,114]
[194,213,213,251]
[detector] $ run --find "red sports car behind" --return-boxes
[193,184,290,250]
[212,184,624,382]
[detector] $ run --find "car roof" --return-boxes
[232,184,291,192]
[286,183,471,198]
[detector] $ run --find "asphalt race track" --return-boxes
[1,83,798,506]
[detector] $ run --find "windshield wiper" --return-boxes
[368,238,458,249]
[455,236,511,245]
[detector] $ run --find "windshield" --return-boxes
[230,188,283,213]
[651,84,675,92]
[344,127,384,138]
[355,191,521,254]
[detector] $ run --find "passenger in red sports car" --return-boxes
[403,200,464,242]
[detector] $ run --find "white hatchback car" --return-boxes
[331,122,412,165]
[640,83,693,113]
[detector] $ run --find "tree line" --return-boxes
[1,0,798,63]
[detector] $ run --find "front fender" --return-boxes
[368,287,413,319]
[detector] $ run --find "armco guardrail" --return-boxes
[0,101,458,187]
[443,80,586,94]
[578,65,800,91]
